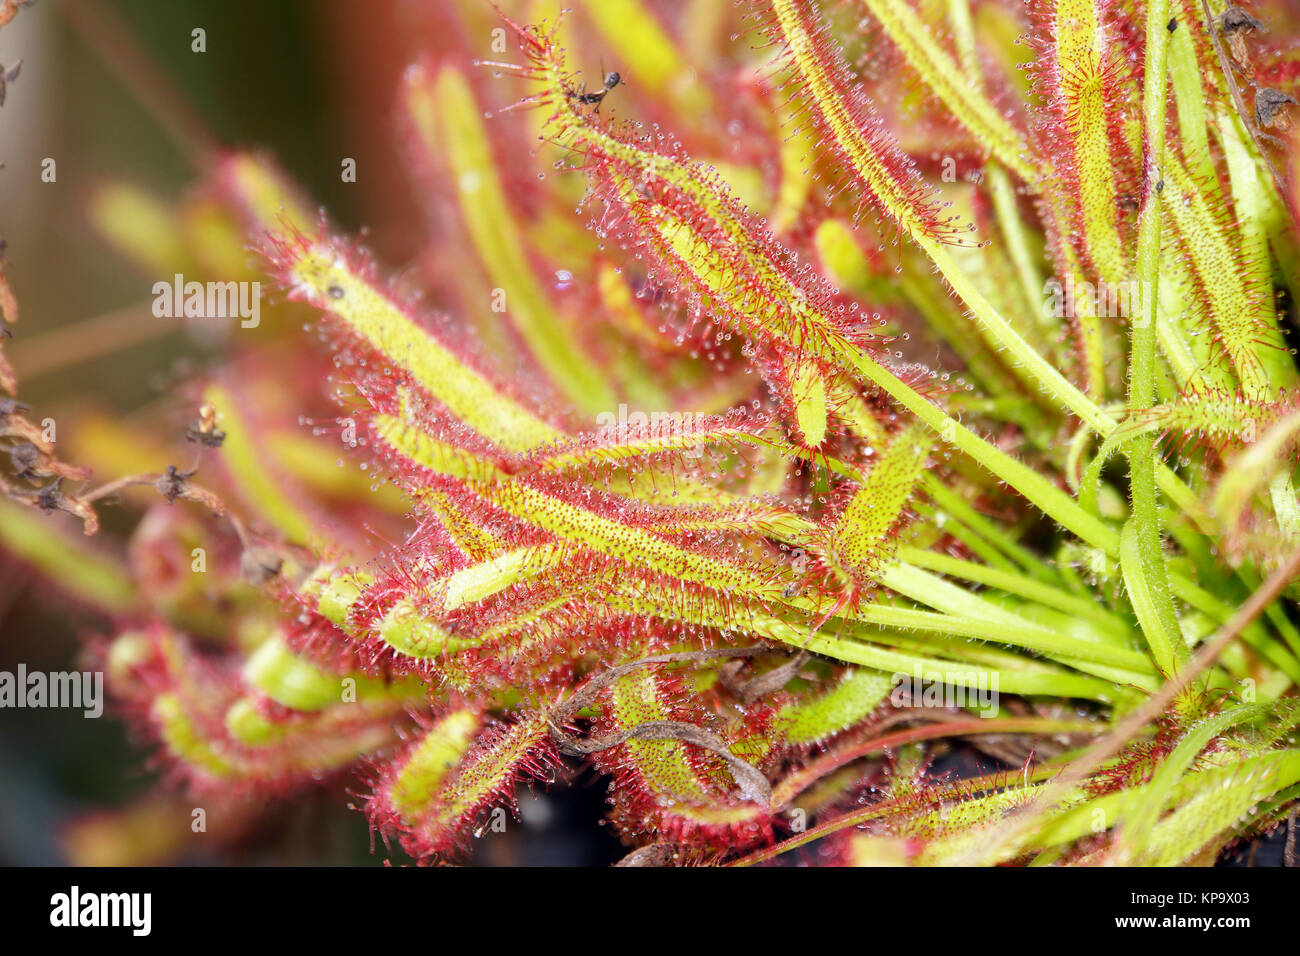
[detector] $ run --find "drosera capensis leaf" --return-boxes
[590,667,774,846]
[765,0,971,246]
[775,668,893,746]
[202,383,318,546]
[272,237,567,456]
[402,64,617,414]
[1029,0,1131,287]
[852,0,1038,183]
[367,709,559,859]
[826,421,931,589]
[242,633,425,712]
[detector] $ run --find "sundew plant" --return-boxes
[5,0,1300,866]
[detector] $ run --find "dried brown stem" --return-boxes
[1200,0,1291,213]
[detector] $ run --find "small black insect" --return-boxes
[35,477,64,514]
[156,464,196,504]
[0,396,29,420]
[0,59,21,109]
[185,403,225,448]
[1255,88,1297,131]
[186,422,226,448]
[569,71,621,111]
[9,441,40,480]
[1219,6,1263,36]
[1167,17,1177,32]
[241,545,284,585]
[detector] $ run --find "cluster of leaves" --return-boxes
[7,0,1300,865]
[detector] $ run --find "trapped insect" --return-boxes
[568,70,621,111]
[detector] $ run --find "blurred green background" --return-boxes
[0,0,621,866]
